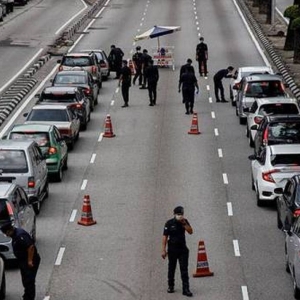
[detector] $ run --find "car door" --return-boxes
[53,127,67,162]
[32,145,47,195]
[88,72,98,101]
[247,101,258,131]
[281,180,296,229]
[254,118,267,156]
[16,187,34,233]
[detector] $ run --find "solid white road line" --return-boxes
[69,209,77,222]
[0,48,44,93]
[55,0,88,35]
[233,240,241,256]
[90,153,96,164]
[227,202,233,216]
[218,148,223,157]
[211,111,215,119]
[81,179,88,190]
[54,247,66,266]
[223,173,229,184]
[98,132,103,142]
[241,286,249,300]
[214,128,219,136]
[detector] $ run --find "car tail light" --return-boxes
[254,116,263,124]
[262,169,279,183]
[75,103,82,109]
[28,177,35,188]
[280,82,285,91]
[6,202,13,218]
[100,62,107,68]
[84,88,91,95]
[59,129,72,136]
[263,128,269,146]
[293,209,300,217]
[48,147,57,155]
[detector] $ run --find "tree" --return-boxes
[284,5,300,50]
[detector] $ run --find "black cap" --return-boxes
[136,46,141,50]
[122,60,128,64]
[0,222,13,234]
[228,66,234,71]
[200,37,204,41]
[187,58,192,64]
[173,206,184,215]
[143,49,148,53]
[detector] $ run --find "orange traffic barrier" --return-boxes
[78,195,97,226]
[193,240,214,277]
[128,59,136,75]
[103,114,115,138]
[188,113,201,135]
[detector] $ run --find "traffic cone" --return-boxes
[78,195,97,226]
[188,113,201,135]
[193,240,214,277]
[103,114,115,138]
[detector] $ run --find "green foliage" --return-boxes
[284,5,300,19]
[292,17,300,30]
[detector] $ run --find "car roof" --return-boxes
[10,123,53,133]
[0,139,35,149]
[80,49,106,54]
[42,86,79,93]
[239,66,273,73]
[268,144,300,155]
[255,97,298,106]
[64,53,93,57]
[244,74,283,81]
[55,70,89,76]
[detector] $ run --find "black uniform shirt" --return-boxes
[179,64,195,80]
[214,69,231,81]
[196,42,208,58]
[132,52,143,68]
[120,66,132,85]
[180,73,197,91]
[145,65,159,83]
[163,218,190,249]
[11,228,39,263]
[141,53,152,68]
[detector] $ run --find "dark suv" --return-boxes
[252,115,300,156]
[35,86,91,130]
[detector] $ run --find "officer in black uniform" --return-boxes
[140,49,152,89]
[108,45,124,79]
[196,37,208,77]
[162,206,193,297]
[213,66,234,103]
[119,60,132,107]
[1,223,40,300]
[132,46,143,85]
[144,59,159,106]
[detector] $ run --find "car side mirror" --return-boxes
[57,59,61,63]
[274,188,284,195]
[248,154,256,160]
[23,112,28,117]
[34,94,40,98]
[250,124,258,130]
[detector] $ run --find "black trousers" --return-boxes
[19,256,40,300]
[133,67,142,85]
[214,79,225,101]
[148,82,157,104]
[168,247,190,290]
[198,58,207,75]
[121,83,130,105]
[182,88,195,112]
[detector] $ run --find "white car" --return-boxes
[249,144,300,206]
[230,66,274,106]
[245,97,300,147]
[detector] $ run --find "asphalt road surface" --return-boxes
[0,0,298,299]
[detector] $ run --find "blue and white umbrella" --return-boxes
[134,25,181,49]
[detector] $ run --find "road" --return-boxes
[0,0,297,299]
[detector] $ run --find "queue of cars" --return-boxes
[231,65,300,298]
[0,0,29,22]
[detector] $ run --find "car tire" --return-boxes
[256,190,263,207]
[63,154,68,170]
[75,131,79,141]
[33,201,41,215]
[98,80,102,89]
[294,274,300,299]
[239,116,246,125]
[54,165,63,182]
[249,135,254,148]
[251,176,255,191]
[81,121,87,131]
[0,271,6,300]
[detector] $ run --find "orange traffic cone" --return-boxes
[193,240,214,277]
[103,114,115,138]
[188,113,201,135]
[78,195,97,226]
[128,59,136,75]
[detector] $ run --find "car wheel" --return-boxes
[54,165,63,182]
[81,121,87,131]
[251,176,255,191]
[0,271,6,300]
[294,274,300,299]
[98,80,102,89]
[256,189,263,207]
[285,246,290,273]
[63,154,68,170]
[33,201,41,215]
[44,180,49,199]
[0,14,3,22]
[75,131,79,141]
[239,116,246,125]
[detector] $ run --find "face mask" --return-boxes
[175,214,184,221]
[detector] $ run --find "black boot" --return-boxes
[167,286,175,293]
[182,288,193,297]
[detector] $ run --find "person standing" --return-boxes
[1,223,40,300]
[196,37,208,77]
[108,45,124,79]
[178,66,199,114]
[162,206,193,297]
[140,49,152,89]
[179,58,195,79]
[119,60,132,107]
[213,66,234,103]
[132,46,143,85]
[145,59,159,106]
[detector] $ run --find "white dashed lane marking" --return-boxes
[111,100,114,106]
[223,173,228,184]
[209,97,212,103]
[214,128,219,136]
[69,209,77,222]
[233,240,241,256]
[98,132,103,142]
[218,148,223,157]
[211,111,215,119]
[81,179,88,190]
[55,247,66,266]
[227,202,233,216]
[90,153,96,164]
[206,85,210,91]
[241,286,249,300]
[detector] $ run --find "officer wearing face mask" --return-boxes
[162,206,193,297]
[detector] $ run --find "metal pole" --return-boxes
[271,0,275,25]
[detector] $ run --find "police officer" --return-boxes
[196,37,208,76]
[144,59,159,106]
[178,66,199,114]
[118,60,132,107]
[140,49,152,89]
[162,206,193,297]
[179,58,195,79]
[213,66,234,102]
[132,46,143,85]
[1,223,40,300]
[108,45,124,79]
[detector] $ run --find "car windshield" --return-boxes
[27,109,69,122]
[40,93,77,103]
[244,81,285,97]
[258,104,299,115]
[241,71,268,78]
[0,200,12,226]
[95,53,104,61]
[0,150,28,173]
[269,122,300,142]
[62,57,92,67]
[9,132,50,147]
[270,154,300,166]
[54,75,87,85]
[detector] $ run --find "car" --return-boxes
[14,0,27,5]
[249,144,300,206]
[253,115,300,156]
[0,3,4,21]
[0,257,5,299]
[229,66,274,106]
[35,86,91,130]
[245,97,300,147]
[234,74,287,125]
[0,0,14,13]
[7,124,68,182]
[0,182,36,261]
[24,104,80,150]
[284,216,300,299]
[80,49,110,80]
[57,52,102,88]
[51,70,99,111]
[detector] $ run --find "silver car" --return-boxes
[285,216,300,299]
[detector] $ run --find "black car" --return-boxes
[252,115,300,156]
[35,86,91,130]
[276,175,300,230]
[51,70,99,110]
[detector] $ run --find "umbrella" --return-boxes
[134,25,181,49]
